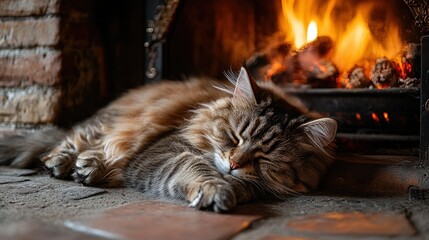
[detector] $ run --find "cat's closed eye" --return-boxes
[225,130,240,147]
[254,151,270,161]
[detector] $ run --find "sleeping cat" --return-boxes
[0,67,337,212]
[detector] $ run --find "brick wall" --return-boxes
[0,0,102,133]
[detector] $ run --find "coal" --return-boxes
[370,57,399,88]
[398,77,420,88]
[344,66,372,89]
[306,60,339,88]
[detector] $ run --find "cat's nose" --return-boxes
[230,161,240,170]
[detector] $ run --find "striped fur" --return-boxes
[0,68,337,212]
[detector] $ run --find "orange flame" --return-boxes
[307,21,318,42]
[371,112,380,123]
[396,60,412,79]
[280,0,405,73]
[383,112,389,123]
[355,113,362,120]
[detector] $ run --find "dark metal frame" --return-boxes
[144,0,180,83]
[404,0,429,33]
[421,35,429,166]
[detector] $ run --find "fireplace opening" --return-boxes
[145,0,429,193]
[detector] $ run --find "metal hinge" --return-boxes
[145,0,180,80]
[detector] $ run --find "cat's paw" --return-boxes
[188,180,237,213]
[42,151,76,179]
[73,150,106,185]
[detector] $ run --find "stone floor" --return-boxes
[1,166,428,240]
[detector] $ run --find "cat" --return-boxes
[0,67,337,212]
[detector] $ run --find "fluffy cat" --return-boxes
[0,68,337,212]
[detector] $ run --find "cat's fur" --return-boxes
[0,68,337,212]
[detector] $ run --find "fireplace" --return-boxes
[144,0,429,193]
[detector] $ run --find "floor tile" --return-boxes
[65,200,262,240]
[286,211,416,236]
[260,235,314,240]
[0,221,101,240]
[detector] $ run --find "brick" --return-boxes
[0,221,100,240]
[0,0,93,18]
[0,48,62,87]
[0,17,94,49]
[0,48,102,125]
[65,201,262,240]
[0,86,62,124]
[287,211,416,236]
[0,17,60,48]
[0,0,60,16]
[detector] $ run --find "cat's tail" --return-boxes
[0,127,66,168]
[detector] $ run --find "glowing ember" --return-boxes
[396,60,413,79]
[383,112,390,122]
[371,112,380,123]
[355,113,362,120]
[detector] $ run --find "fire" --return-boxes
[355,113,361,120]
[371,112,380,123]
[279,0,405,73]
[383,112,390,123]
[307,21,318,43]
[396,60,412,79]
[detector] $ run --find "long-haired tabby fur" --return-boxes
[0,68,337,212]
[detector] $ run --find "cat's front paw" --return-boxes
[73,150,106,185]
[188,180,237,213]
[42,151,76,179]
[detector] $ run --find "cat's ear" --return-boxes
[299,118,337,148]
[233,67,259,104]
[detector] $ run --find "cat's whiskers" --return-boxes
[212,83,234,95]
[223,69,239,85]
[213,152,231,174]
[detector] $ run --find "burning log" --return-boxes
[246,36,345,88]
[270,55,339,88]
[245,41,292,81]
[370,57,399,88]
[292,36,338,88]
[298,36,334,59]
[263,36,338,88]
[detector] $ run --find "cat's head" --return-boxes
[184,67,337,197]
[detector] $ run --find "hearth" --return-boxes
[145,0,429,192]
